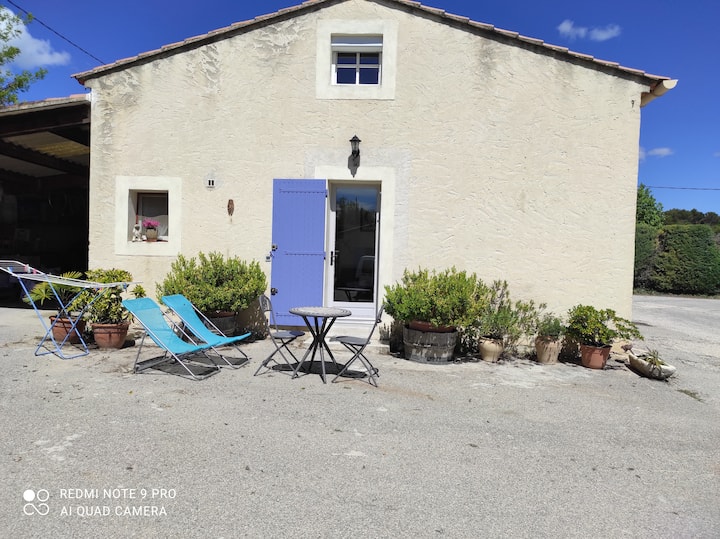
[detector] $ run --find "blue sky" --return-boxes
[4,0,719,213]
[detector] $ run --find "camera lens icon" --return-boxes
[23,489,50,516]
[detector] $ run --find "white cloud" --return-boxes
[714,151,720,158]
[3,8,71,69]
[557,20,587,40]
[648,147,674,158]
[639,147,647,162]
[589,24,621,42]
[557,19,621,42]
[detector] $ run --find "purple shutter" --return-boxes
[270,179,326,325]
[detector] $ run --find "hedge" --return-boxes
[649,225,720,295]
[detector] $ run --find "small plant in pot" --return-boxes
[23,270,89,344]
[157,252,268,336]
[79,269,145,349]
[626,347,676,380]
[534,313,565,364]
[142,218,160,242]
[384,267,482,363]
[566,304,642,369]
[469,280,540,363]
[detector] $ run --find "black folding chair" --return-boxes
[253,294,305,376]
[331,304,383,386]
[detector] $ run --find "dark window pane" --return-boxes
[359,68,379,84]
[337,53,356,65]
[359,53,380,65]
[337,68,356,84]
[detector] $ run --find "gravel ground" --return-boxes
[0,296,718,538]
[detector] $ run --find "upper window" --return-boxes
[316,20,398,100]
[332,36,382,86]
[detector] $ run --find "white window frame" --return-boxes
[114,176,181,256]
[332,36,383,86]
[316,20,398,100]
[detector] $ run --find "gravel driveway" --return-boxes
[1,295,718,538]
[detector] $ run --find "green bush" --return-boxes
[82,268,145,324]
[566,304,642,347]
[465,280,541,351]
[535,312,565,339]
[384,267,485,328]
[157,251,268,314]
[634,223,659,290]
[650,225,720,295]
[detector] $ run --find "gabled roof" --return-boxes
[74,0,673,92]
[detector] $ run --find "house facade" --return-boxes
[74,0,673,325]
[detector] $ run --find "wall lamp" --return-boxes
[348,135,361,177]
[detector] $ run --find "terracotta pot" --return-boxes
[478,337,503,363]
[580,344,611,369]
[408,320,456,333]
[535,336,561,364]
[92,322,130,349]
[145,228,158,242]
[50,315,86,344]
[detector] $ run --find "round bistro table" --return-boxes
[288,306,352,383]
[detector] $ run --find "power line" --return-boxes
[646,186,720,191]
[4,0,105,65]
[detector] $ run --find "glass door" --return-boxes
[326,183,380,320]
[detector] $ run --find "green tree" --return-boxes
[636,183,664,227]
[0,7,46,106]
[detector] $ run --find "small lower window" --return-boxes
[132,191,169,240]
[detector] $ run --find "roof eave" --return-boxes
[640,79,678,107]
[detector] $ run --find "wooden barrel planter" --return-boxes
[403,326,457,364]
[204,311,237,336]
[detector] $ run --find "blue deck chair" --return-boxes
[122,297,221,380]
[161,294,251,368]
[330,304,384,387]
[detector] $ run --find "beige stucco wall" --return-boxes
[84,0,647,318]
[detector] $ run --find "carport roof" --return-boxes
[0,94,90,183]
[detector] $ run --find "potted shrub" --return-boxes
[469,280,539,362]
[566,304,642,369]
[23,270,88,344]
[534,313,565,364]
[81,268,146,349]
[384,267,482,363]
[157,251,268,336]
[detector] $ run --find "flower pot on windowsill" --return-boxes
[145,228,158,242]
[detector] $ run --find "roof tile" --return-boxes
[73,0,670,83]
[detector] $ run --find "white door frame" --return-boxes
[325,181,381,320]
[314,165,397,323]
